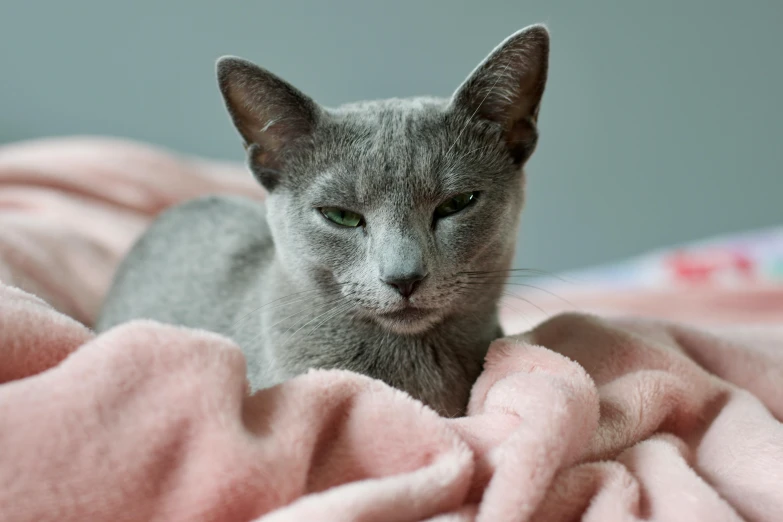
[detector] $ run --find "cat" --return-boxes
[96,24,549,417]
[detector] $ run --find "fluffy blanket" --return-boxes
[1,137,782,522]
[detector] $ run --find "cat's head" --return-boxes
[217,25,549,335]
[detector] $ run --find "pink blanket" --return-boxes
[1,137,782,521]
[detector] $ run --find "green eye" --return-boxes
[319,207,364,227]
[434,191,479,219]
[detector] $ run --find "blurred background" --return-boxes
[2,0,781,272]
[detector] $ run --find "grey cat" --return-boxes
[96,24,549,417]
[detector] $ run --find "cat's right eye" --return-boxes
[434,191,480,219]
[319,207,365,228]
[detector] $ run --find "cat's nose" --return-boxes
[383,273,426,299]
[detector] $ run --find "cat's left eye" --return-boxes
[434,191,480,219]
[319,207,365,227]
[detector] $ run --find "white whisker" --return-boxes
[279,299,356,351]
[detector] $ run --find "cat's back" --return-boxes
[96,194,273,334]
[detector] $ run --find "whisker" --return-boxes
[271,294,351,333]
[496,299,536,331]
[461,270,574,285]
[242,293,352,350]
[456,281,548,317]
[503,284,577,308]
[230,292,321,334]
[499,290,549,316]
[279,299,355,351]
[241,305,314,354]
[230,285,337,329]
[460,267,555,276]
[299,301,358,347]
[230,283,352,334]
[460,280,575,309]
[459,268,546,274]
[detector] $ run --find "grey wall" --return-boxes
[2,0,781,272]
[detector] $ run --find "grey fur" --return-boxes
[96,24,550,417]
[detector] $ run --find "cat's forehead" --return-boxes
[330,97,451,158]
[305,98,506,206]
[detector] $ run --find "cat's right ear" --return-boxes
[450,25,549,165]
[217,57,320,190]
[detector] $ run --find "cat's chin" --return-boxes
[374,306,441,335]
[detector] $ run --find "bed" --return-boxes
[1,137,781,522]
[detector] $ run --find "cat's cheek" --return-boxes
[306,226,370,283]
[430,221,474,267]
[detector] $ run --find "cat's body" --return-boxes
[96,26,550,416]
[99,194,497,415]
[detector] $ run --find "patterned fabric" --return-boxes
[560,226,783,289]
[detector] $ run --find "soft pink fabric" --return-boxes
[1,137,782,521]
[2,284,782,521]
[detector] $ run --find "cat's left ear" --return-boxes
[450,24,549,164]
[217,57,321,190]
